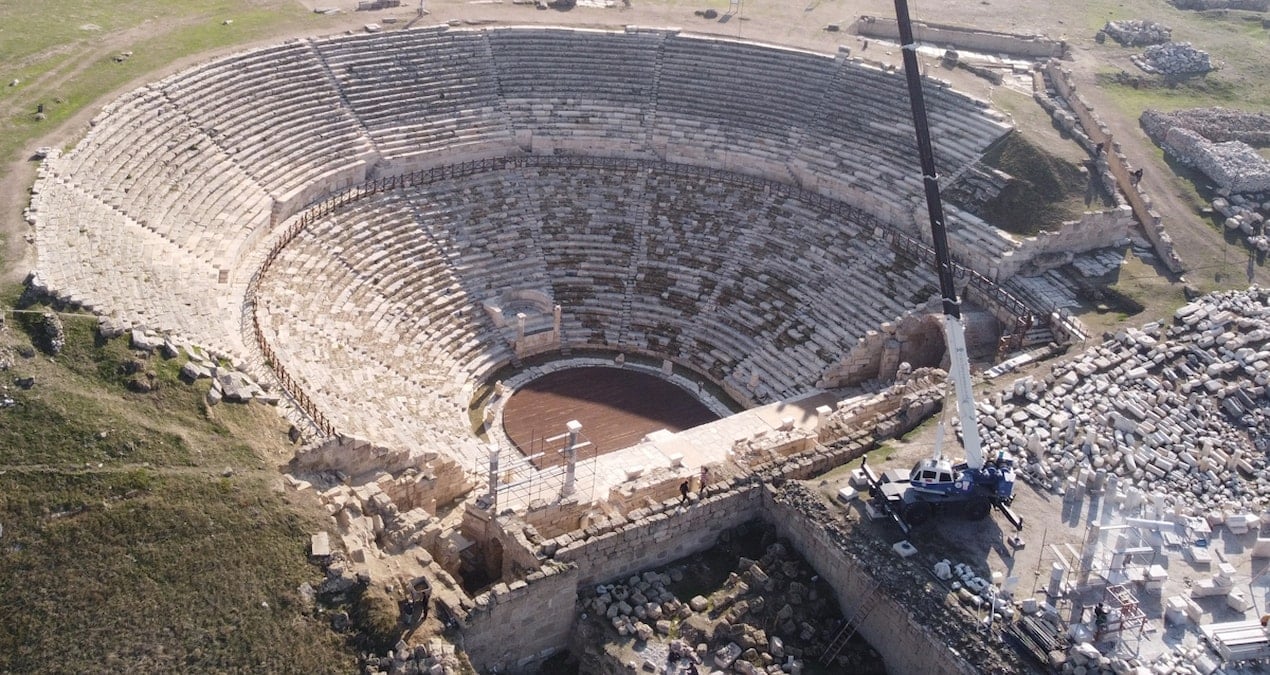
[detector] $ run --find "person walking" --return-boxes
[698,466,710,498]
[679,479,691,505]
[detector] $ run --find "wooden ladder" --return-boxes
[820,581,883,665]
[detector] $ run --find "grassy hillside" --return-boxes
[0,298,357,673]
[0,1,327,173]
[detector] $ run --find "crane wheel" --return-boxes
[964,499,991,521]
[906,501,934,526]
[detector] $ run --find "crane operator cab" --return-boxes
[909,457,956,492]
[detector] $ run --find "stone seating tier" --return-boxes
[161,42,374,199]
[31,26,1017,451]
[252,164,935,452]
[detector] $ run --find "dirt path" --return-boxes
[1065,48,1267,295]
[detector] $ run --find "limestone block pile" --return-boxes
[370,638,465,675]
[1141,108,1270,147]
[1056,639,1219,675]
[977,287,1270,513]
[580,538,859,673]
[1163,128,1270,195]
[1102,20,1172,47]
[589,570,691,641]
[1132,42,1214,75]
[1213,193,1270,252]
[934,559,1014,621]
[1139,108,1270,254]
[321,477,444,563]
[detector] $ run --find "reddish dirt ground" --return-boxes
[501,367,718,468]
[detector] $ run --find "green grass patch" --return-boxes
[0,471,352,674]
[864,442,898,464]
[1094,69,1250,113]
[0,2,324,176]
[0,310,353,672]
[0,386,198,467]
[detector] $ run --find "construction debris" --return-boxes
[979,286,1270,512]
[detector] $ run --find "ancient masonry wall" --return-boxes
[556,485,766,588]
[1009,207,1136,274]
[818,312,945,389]
[457,482,982,674]
[460,561,581,672]
[454,431,956,673]
[855,15,1066,58]
[1043,62,1185,274]
[763,495,980,675]
[456,486,765,672]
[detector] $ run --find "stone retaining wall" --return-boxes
[1009,207,1136,275]
[855,15,1066,58]
[1044,62,1185,274]
[459,561,580,672]
[556,484,766,588]
[764,494,980,675]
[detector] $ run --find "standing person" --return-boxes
[679,480,691,505]
[699,466,710,498]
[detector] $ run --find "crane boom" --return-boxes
[893,0,984,470]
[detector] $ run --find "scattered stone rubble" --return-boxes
[977,287,1270,514]
[124,326,279,405]
[1213,193,1270,252]
[1141,108,1270,147]
[365,638,463,675]
[577,526,881,674]
[1054,639,1220,675]
[1101,20,1172,47]
[1170,0,1269,11]
[1132,42,1214,76]
[932,558,1017,624]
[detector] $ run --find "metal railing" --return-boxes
[242,153,1045,435]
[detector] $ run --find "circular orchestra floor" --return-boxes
[501,366,719,468]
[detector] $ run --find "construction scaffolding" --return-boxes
[1079,584,1148,654]
[474,421,602,512]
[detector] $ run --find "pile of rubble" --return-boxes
[933,559,1014,620]
[1214,193,1270,252]
[590,570,692,644]
[38,311,65,355]
[1132,42,1214,75]
[977,287,1270,513]
[1162,128,1270,195]
[1140,107,1270,253]
[1141,107,1270,147]
[1101,20,1172,47]
[1170,0,1269,11]
[1054,640,1217,675]
[368,638,464,675]
[578,527,882,674]
[130,328,279,405]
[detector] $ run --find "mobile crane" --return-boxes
[859,0,1025,535]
